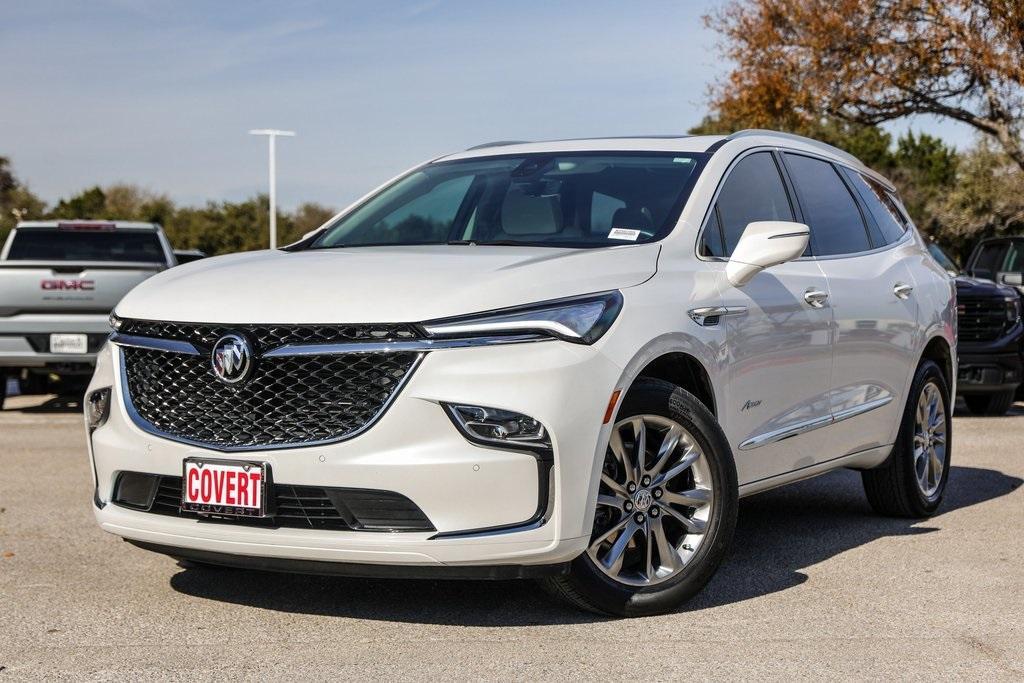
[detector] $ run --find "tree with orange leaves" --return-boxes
[705,0,1024,170]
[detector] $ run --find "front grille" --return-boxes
[116,473,434,532]
[118,319,422,353]
[124,345,419,449]
[957,298,1008,342]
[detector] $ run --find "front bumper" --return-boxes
[88,337,623,569]
[957,351,1023,394]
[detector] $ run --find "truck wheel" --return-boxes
[862,360,951,518]
[540,378,738,617]
[0,377,6,411]
[963,390,1016,416]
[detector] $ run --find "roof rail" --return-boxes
[726,129,863,167]
[465,140,530,151]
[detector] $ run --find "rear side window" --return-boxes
[784,153,870,256]
[841,168,908,246]
[6,229,166,263]
[1004,242,1023,273]
[703,152,795,257]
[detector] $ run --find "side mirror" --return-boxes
[1000,272,1023,286]
[726,221,810,287]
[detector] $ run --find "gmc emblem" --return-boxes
[41,279,95,291]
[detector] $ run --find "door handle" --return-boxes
[803,289,829,308]
[893,283,914,299]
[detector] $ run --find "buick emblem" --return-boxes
[211,333,254,385]
[633,489,653,512]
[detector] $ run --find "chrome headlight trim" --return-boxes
[421,291,623,345]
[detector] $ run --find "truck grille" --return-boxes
[120,321,421,449]
[957,298,1007,342]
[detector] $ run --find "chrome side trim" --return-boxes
[739,395,893,450]
[263,334,549,357]
[117,349,426,452]
[687,306,747,326]
[110,333,200,356]
[831,396,894,424]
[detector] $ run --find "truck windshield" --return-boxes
[6,229,166,263]
[309,152,707,249]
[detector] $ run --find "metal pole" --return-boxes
[268,134,276,249]
[249,129,295,251]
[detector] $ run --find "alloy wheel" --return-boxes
[588,414,714,587]
[913,381,947,498]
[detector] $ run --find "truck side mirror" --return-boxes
[726,221,811,288]
[1000,272,1023,286]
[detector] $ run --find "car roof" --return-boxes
[440,130,891,188]
[15,220,160,230]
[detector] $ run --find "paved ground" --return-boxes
[0,394,1022,681]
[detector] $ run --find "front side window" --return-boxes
[1004,242,1023,274]
[310,153,706,249]
[784,153,871,256]
[701,151,795,257]
[971,244,1005,279]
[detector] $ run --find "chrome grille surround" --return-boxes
[116,320,425,451]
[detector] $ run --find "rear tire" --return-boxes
[963,390,1016,416]
[862,360,951,518]
[541,378,737,617]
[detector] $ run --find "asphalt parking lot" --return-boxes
[0,395,1022,680]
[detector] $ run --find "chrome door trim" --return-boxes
[687,306,748,326]
[739,395,893,450]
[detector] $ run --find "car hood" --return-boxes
[115,244,661,323]
[954,275,1017,299]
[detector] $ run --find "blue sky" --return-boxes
[1,0,976,211]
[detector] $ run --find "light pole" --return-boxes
[248,129,295,249]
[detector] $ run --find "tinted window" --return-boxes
[700,208,726,257]
[591,191,627,235]
[708,152,794,256]
[841,168,908,246]
[7,229,165,262]
[1004,242,1023,273]
[971,244,1005,279]
[926,242,960,275]
[785,154,870,256]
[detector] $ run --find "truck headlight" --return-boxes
[445,404,550,451]
[422,291,623,344]
[1006,296,1022,323]
[86,388,111,433]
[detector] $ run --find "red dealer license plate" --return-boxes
[182,459,267,517]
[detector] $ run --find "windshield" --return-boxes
[309,153,707,249]
[7,229,166,263]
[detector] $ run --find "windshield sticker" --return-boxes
[608,228,641,241]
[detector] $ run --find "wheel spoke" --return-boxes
[632,418,647,475]
[651,516,680,573]
[597,493,626,510]
[647,425,682,477]
[608,430,636,486]
[601,473,628,498]
[655,446,699,485]
[929,448,943,486]
[589,516,630,551]
[602,520,639,574]
[659,502,707,534]
[661,487,712,508]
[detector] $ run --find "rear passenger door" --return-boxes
[781,152,920,457]
[701,151,834,485]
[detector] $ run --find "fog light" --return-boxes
[445,404,550,451]
[86,387,111,433]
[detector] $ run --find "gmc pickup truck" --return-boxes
[0,220,175,408]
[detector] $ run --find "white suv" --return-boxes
[86,131,956,616]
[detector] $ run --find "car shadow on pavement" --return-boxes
[169,465,1021,625]
[10,395,83,413]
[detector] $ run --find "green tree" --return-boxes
[0,156,47,245]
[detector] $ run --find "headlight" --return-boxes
[1006,296,1023,323]
[445,403,551,451]
[422,291,623,344]
[86,387,111,433]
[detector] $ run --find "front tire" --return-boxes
[542,378,738,617]
[963,390,1016,416]
[862,360,951,517]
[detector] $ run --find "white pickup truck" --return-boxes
[0,220,176,408]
